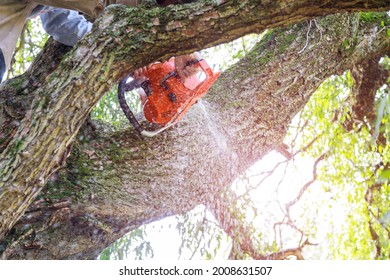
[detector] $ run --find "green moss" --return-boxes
[248,31,275,65]
[67,146,94,176]
[12,139,25,153]
[340,38,353,51]
[246,27,297,66]
[38,146,92,201]
[39,96,50,111]
[47,72,59,83]
[39,178,78,200]
[279,32,296,53]
[227,100,247,109]
[109,142,126,161]
[257,55,271,64]
[6,78,26,94]
[360,12,390,25]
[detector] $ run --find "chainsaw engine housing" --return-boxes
[141,58,220,125]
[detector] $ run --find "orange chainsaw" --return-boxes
[118,58,220,137]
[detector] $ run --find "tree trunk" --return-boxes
[1,0,390,258]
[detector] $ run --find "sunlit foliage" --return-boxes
[287,68,390,259]
[7,17,48,79]
[99,228,154,260]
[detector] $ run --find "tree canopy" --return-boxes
[1,0,390,259]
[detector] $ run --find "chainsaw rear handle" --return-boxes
[184,58,214,76]
[160,59,215,90]
[184,58,203,67]
[184,59,216,92]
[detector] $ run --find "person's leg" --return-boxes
[0,1,38,81]
[39,0,144,47]
[34,0,144,18]
[33,0,104,18]
[40,8,92,46]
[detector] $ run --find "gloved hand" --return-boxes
[174,52,202,82]
[133,52,202,82]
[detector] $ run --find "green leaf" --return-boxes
[379,169,390,180]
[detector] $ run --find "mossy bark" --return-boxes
[1,1,390,258]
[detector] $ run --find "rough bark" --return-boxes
[0,0,390,258]
[347,55,390,130]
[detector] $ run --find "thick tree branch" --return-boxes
[346,55,390,131]
[0,40,70,151]
[2,1,390,119]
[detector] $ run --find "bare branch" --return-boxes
[285,153,327,212]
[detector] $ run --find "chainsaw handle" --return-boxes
[184,59,214,77]
[159,59,207,90]
[184,58,203,67]
[183,59,215,80]
[183,59,218,94]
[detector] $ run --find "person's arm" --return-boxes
[40,8,92,46]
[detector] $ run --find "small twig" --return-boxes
[8,24,27,78]
[236,158,290,200]
[189,208,207,260]
[290,114,308,149]
[313,19,323,40]
[294,134,321,156]
[298,20,312,54]
[285,152,327,212]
